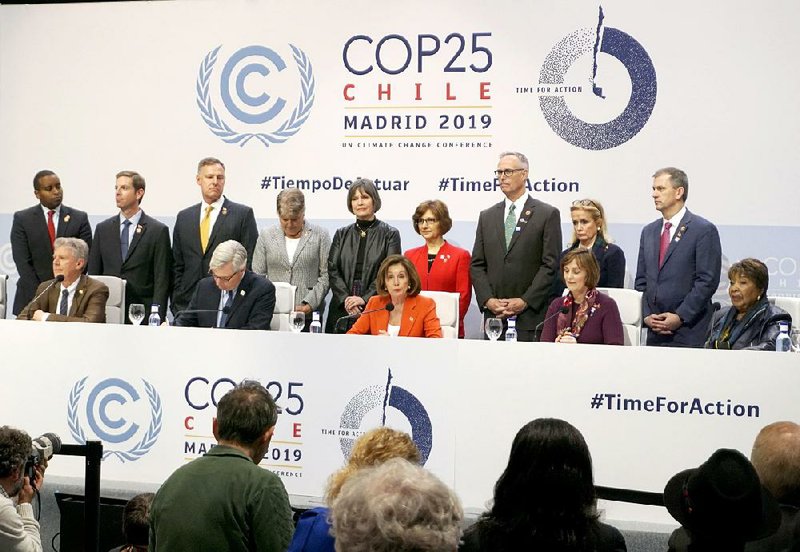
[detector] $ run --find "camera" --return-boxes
[24,433,61,484]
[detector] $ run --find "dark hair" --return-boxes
[122,492,154,546]
[347,178,382,214]
[0,426,31,477]
[653,167,689,201]
[475,418,598,550]
[412,199,453,235]
[375,255,421,297]
[116,170,146,205]
[560,249,601,290]
[729,258,769,296]
[215,380,278,447]
[33,170,56,190]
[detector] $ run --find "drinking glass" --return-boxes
[485,318,503,341]
[791,329,800,352]
[128,303,145,325]
[290,311,306,333]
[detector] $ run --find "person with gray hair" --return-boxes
[17,237,109,322]
[173,239,275,329]
[150,381,293,551]
[252,189,331,330]
[330,458,463,552]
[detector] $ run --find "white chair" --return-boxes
[420,290,460,339]
[597,287,643,346]
[91,275,126,324]
[772,296,799,328]
[0,273,8,319]
[270,281,297,331]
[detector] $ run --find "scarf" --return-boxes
[556,288,600,340]
[709,296,769,349]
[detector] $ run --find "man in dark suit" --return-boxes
[635,167,722,347]
[88,171,172,322]
[17,237,108,323]
[10,170,93,315]
[170,157,258,315]
[471,151,562,341]
[174,240,274,330]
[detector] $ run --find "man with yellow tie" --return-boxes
[170,157,258,316]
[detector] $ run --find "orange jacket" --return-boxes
[347,294,442,338]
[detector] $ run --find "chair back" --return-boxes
[597,287,643,346]
[0,273,8,319]
[271,281,297,331]
[772,296,799,329]
[91,275,127,324]
[419,290,459,339]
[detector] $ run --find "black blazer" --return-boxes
[470,196,562,330]
[10,204,93,315]
[551,239,626,300]
[170,197,258,315]
[88,211,173,321]
[174,271,274,330]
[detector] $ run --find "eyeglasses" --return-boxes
[494,168,526,178]
[210,269,241,282]
[417,218,439,226]
[572,199,598,208]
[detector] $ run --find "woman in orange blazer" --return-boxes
[347,255,442,338]
[404,200,471,337]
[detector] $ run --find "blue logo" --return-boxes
[196,43,315,148]
[68,377,162,462]
[339,368,433,465]
[538,7,657,150]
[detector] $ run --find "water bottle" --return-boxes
[505,316,517,342]
[775,322,791,352]
[148,304,161,326]
[310,312,322,334]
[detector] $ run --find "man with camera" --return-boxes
[0,426,46,552]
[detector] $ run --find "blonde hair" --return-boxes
[569,199,612,245]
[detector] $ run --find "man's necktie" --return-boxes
[218,290,234,328]
[200,205,214,253]
[120,219,131,261]
[47,210,56,249]
[659,221,673,267]
[59,289,69,315]
[504,204,517,248]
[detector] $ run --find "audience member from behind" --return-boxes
[347,255,442,337]
[404,199,472,337]
[149,380,293,552]
[540,249,624,345]
[0,425,47,552]
[17,237,109,323]
[665,448,781,552]
[108,492,153,552]
[552,198,626,299]
[288,427,421,552]
[331,457,463,552]
[706,258,792,350]
[460,418,626,552]
[746,421,800,552]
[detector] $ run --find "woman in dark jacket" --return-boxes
[325,178,401,333]
[460,418,626,552]
[706,258,791,350]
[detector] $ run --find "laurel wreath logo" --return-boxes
[196,44,315,147]
[67,378,163,463]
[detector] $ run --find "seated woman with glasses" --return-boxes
[706,258,792,350]
[540,249,624,345]
[404,200,471,338]
[552,198,625,299]
[347,255,442,338]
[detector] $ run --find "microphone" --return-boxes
[21,274,65,319]
[335,303,394,332]
[534,305,569,341]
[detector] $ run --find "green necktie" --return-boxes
[504,204,516,247]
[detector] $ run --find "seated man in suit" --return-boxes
[173,240,274,330]
[17,237,108,322]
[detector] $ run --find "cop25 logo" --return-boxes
[196,44,315,148]
[68,377,162,462]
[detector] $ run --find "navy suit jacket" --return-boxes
[635,209,721,347]
[174,271,275,330]
[88,211,173,321]
[170,197,258,315]
[10,203,93,315]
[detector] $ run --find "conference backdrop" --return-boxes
[1,0,799,333]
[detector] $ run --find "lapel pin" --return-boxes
[78,289,84,295]
[519,218,527,223]
[239,289,246,296]
[136,225,143,234]
[525,210,531,216]
[64,214,71,223]
[221,207,228,216]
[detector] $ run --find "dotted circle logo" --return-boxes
[539,8,657,150]
[0,243,17,276]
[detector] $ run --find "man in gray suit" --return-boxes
[252,189,331,329]
[471,151,562,341]
[171,157,258,315]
